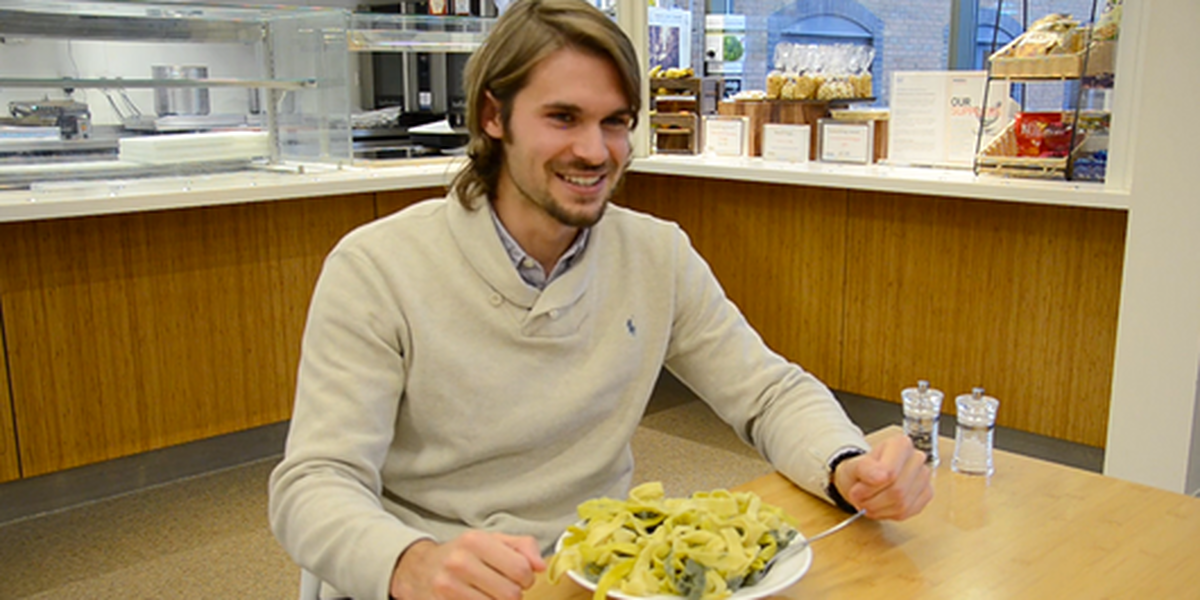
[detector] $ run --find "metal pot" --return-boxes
[152,65,210,117]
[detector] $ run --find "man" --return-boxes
[269,0,933,598]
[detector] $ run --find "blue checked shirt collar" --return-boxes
[488,202,590,291]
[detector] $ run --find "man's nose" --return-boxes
[572,124,608,165]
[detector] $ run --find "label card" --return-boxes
[762,124,811,163]
[703,116,748,157]
[819,120,873,164]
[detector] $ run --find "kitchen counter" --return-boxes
[0,151,1130,487]
[632,155,1129,210]
[0,154,1128,223]
[0,158,463,223]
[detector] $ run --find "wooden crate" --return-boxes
[651,77,724,115]
[771,100,833,160]
[830,109,890,163]
[651,77,701,115]
[717,100,772,156]
[651,113,699,155]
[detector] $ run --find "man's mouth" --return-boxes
[558,172,605,188]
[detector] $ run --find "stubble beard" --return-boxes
[508,159,628,229]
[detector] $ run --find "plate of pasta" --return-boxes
[547,482,813,600]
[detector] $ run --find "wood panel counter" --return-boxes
[617,174,1125,448]
[0,158,1126,482]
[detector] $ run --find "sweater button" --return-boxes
[548,309,560,319]
[489,293,502,306]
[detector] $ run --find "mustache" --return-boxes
[561,159,614,173]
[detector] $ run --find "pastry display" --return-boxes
[766,43,873,101]
[1009,14,1081,57]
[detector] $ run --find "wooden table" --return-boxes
[525,427,1200,599]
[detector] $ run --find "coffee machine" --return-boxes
[362,0,496,126]
[8,98,92,140]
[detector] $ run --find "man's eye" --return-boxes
[604,117,632,129]
[550,113,575,124]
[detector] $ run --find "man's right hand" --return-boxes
[390,531,547,600]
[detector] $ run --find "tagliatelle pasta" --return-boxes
[547,482,800,600]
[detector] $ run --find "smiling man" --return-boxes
[268,1,932,599]
[481,44,635,273]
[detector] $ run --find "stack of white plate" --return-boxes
[0,126,61,143]
[119,130,269,164]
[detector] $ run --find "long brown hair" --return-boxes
[450,0,641,208]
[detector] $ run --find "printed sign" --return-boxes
[889,71,1013,168]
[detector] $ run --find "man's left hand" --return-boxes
[833,434,933,520]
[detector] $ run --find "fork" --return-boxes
[762,509,867,574]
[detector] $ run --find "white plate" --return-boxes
[554,528,813,600]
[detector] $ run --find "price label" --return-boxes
[820,121,873,164]
[703,116,748,157]
[762,124,811,163]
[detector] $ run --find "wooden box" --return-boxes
[829,108,889,163]
[651,77,724,115]
[717,100,771,156]
[771,100,833,160]
[651,113,699,155]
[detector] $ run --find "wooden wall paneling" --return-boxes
[618,174,848,387]
[0,194,375,477]
[0,305,19,482]
[841,191,1126,447]
[376,186,446,217]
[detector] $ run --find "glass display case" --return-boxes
[349,11,495,160]
[0,0,353,192]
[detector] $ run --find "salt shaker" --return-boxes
[901,380,943,467]
[952,387,1000,476]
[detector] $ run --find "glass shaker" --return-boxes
[952,388,1000,476]
[901,380,943,467]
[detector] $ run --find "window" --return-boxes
[664,0,1104,106]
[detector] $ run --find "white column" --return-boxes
[1104,0,1200,495]
[615,0,651,158]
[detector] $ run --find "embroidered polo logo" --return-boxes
[626,317,637,336]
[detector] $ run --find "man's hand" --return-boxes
[832,434,933,520]
[390,531,546,600]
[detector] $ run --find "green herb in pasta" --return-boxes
[547,482,799,600]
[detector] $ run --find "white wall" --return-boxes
[1103,0,1200,495]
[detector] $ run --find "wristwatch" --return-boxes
[826,447,867,514]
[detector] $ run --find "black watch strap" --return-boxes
[826,448,867,514]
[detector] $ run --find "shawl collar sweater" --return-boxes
[269,193,866,600]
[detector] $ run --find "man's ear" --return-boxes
[481,91,504,140]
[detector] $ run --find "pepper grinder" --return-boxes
[952,387,1000,476]
[901,380,944,467]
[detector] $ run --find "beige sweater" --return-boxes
[268,194,867,600]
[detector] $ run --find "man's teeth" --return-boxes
[561,174,602,186]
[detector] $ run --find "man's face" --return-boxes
[484,47,635,229]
